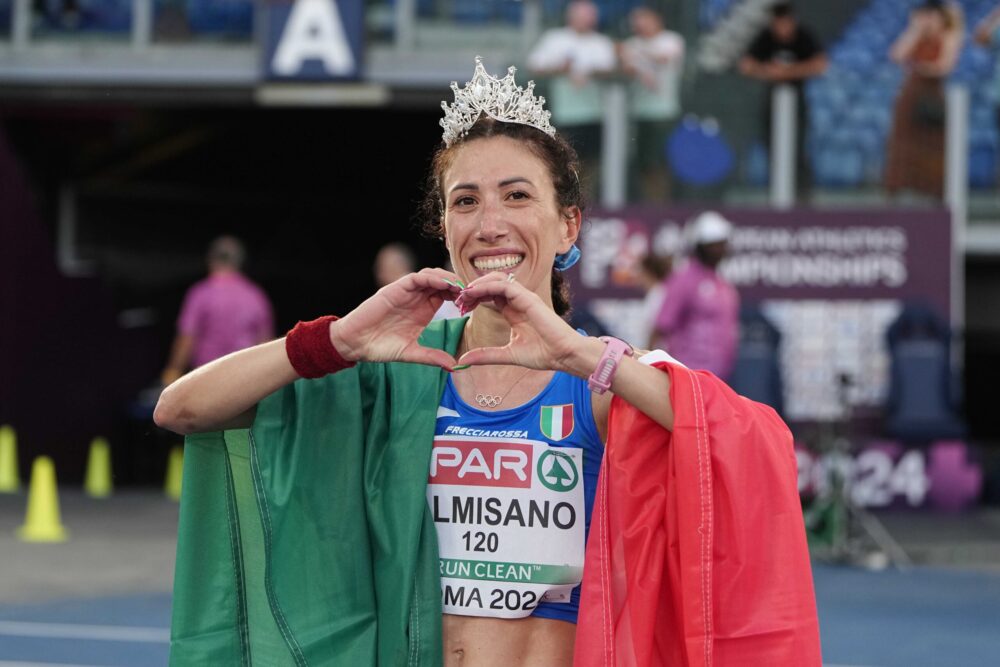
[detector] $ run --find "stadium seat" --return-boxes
[729,305,784,415]
[183,0,253,36]
[884,302,967,442]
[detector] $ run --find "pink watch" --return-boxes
[587,336,634,394]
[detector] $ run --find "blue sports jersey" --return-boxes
[430,370,603,624]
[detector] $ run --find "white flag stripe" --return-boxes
[0,621,169,643]
[437,406,461,419]
[551,406,563,439]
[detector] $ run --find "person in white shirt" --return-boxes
[619,7,685,202]
[527,0,616,198]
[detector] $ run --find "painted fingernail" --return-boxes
[451,364,471,371]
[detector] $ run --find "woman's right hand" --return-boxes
[330,268,463,370]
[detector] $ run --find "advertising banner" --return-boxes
[567,207,952,422]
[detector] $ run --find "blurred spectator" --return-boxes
[635,252,673,349]
[376,243,462,320]
[651,211,739,380]
[34,0,80,30]
[885,1,963,201]
[738,2,827,197]
[433,257,463,320]
[619,7,685,203]
[373,241,417,288]
[161,236,274,385]
[527,0,616,199]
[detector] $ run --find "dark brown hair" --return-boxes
[419,118,585,317]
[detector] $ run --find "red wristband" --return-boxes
[285,315,356,379]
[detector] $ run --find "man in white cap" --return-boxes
[650,211,740,380]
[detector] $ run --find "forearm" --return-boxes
[891,30,920,63]
[784,55,827,80]
[154,338,299,435]
[565,337,674,431]
[739,57,769,80]
[163,334,194,376]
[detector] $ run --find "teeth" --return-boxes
[473,255,523,271]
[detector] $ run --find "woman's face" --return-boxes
[441,135,580,306]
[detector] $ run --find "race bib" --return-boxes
[428,435,586,619]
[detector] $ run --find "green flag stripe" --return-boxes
[440,558,582,584]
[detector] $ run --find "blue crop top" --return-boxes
[429,370,603,625]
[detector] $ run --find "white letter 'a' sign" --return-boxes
[272,0,356,77]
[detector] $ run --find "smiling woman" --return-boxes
[154,58,821,667]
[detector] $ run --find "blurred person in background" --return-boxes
[635,252,673,349]
[376,242,464,320]
[527,0,616,200]
[619,6,685,203]
[160,235,273,385]
[374,241,418,287]
[651,211,739,381]
[739,2,827,198]
[885,0,963,201]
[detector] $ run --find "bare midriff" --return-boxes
[442,613,575,667]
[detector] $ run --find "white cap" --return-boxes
[689,210,733,245]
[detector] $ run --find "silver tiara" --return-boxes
[440,56,556,147]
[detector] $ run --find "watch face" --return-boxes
[600,336,634,356]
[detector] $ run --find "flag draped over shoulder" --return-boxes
[170,320,819,666]
[169,318,466,666]
[574,359,822,667]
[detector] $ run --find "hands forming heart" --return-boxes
[329,268,581,375]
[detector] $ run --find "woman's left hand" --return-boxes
[454,272,581,372]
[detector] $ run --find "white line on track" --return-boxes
[0,621,169,643]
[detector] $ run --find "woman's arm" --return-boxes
[890,17,923,64]
[154,269,462,435]
[154,338,298,435]
[916,26,963,76]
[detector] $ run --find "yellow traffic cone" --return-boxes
[165,445,183,501]
[0,425,20,493]
[18,456,68,542]
[84,437,112,498]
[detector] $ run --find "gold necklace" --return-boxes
[462,325,532,409]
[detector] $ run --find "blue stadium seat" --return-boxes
[729,305,784,415]
[184,0,253,36]
[36,0,132,32]
[884,302,967,442]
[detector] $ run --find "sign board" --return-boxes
[567,207,952,421]
[263,0,364,81]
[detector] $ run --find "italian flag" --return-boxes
[540,404,574,441]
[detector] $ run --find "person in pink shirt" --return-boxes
[161,236,274,385]
[651,211,740,380]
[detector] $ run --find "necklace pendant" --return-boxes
[475,393,502,408]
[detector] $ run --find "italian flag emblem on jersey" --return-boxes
[540,404,574,441]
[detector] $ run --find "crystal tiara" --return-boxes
[440,56,556,147]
